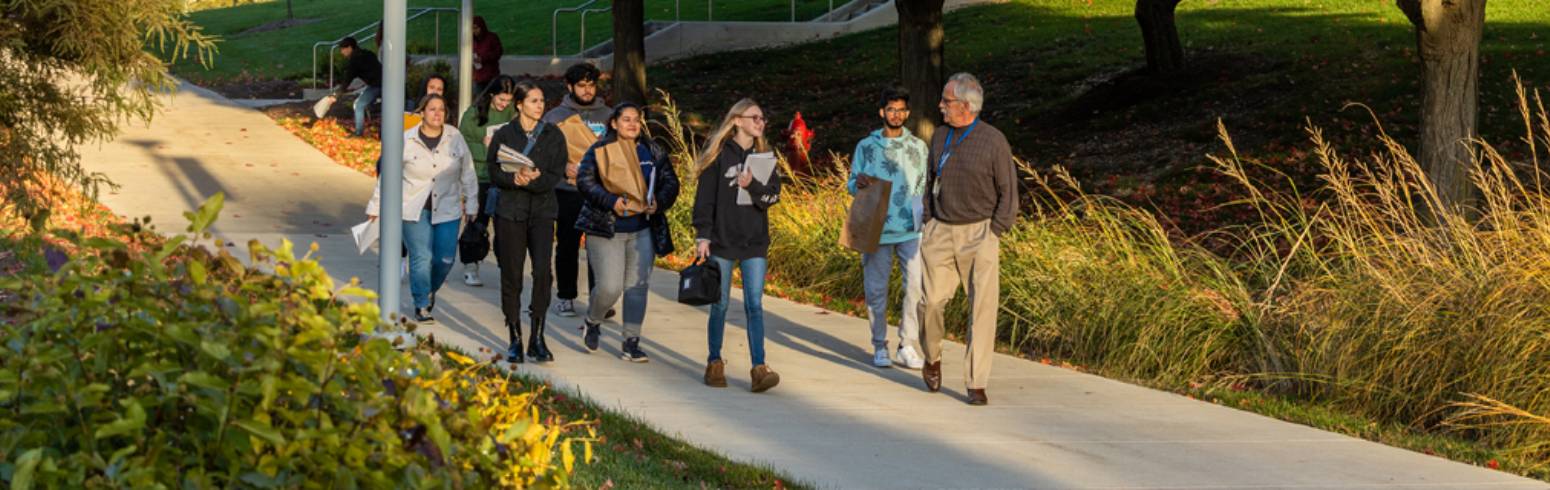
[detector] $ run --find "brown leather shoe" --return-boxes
[750,364,781,393]
[704,359,727,388]
[922,361,942,392]
[968,388,988,406]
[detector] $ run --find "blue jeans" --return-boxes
[353,85,381,136]
[404,208,459,309]
[707,256,768,366]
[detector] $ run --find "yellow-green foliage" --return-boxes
[0,194,588,488]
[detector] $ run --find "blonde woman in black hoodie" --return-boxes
[691,98,782,392]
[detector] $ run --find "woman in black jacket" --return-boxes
[486,79,568,364]
[574,103,680,362]
[691,98,782,392]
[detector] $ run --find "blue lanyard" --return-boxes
[936,119,978,176]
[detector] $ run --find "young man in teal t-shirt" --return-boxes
[847,87,929,370]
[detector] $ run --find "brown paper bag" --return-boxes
[840,179,891,254]
[594,140,648,214]
[557,115,598,185]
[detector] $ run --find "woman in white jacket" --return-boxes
[366,94,478,322]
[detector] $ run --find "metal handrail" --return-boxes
[311,7,459,89]
[546,0,855,62]
[576,7,611,57]
[551,0,600,59]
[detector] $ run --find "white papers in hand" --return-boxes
[735,152,778,206]
[496,143,537,173]
[646,170,657,205]
[484,123,507,142]
[352,219,380,255]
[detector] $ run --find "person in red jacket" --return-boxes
[471,16,503,97]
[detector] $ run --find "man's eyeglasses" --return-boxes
[884,108,911,115]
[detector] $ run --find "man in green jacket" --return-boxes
[457,75,519,287]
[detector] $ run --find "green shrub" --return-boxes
[0,195,589,488]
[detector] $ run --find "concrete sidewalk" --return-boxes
[78,81,1546,489]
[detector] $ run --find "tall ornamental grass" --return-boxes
[1227,77,1550,461]
[648,82,1550,468]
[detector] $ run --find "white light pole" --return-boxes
[458,0,473,117]
[378,0,407,321]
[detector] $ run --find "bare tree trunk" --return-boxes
[1135,0,1184,73]
[612,0,648,105]
[897,0,946,141]
[1398,0,1487,211]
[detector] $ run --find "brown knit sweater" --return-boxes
[923,119,1018,235]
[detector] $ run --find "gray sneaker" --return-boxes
[462,262,483,287]
[872,347,893,368]
[554,299,578,317]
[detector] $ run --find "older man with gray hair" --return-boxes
[917,72,1018,406]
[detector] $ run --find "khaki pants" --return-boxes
[917,219,1000,390]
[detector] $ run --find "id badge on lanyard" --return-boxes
[933,120,977,198]
[933,152,949,198]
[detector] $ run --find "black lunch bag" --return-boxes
[677,259,722,306]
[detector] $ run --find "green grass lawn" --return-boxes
[647,0,1548,234]
[652,2,1546,172]
[172,0,846,82]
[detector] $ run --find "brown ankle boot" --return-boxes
[704,359,727,388]
[750,364,781,393]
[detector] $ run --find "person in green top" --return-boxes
[457,75,519,287]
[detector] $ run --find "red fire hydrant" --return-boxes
[784,111,815,175]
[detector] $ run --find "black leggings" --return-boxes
[495,217,554,324]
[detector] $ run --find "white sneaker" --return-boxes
[462,262,483,287]
[554,299,578,317]
[872,347,893,368]
[896,345,925,370]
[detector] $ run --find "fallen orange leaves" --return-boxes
[275,116,381,176]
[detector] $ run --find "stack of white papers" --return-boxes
[646,171,657,205]
[484,123,507,142]
[736,152,778,206]
[496,144,537,173]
